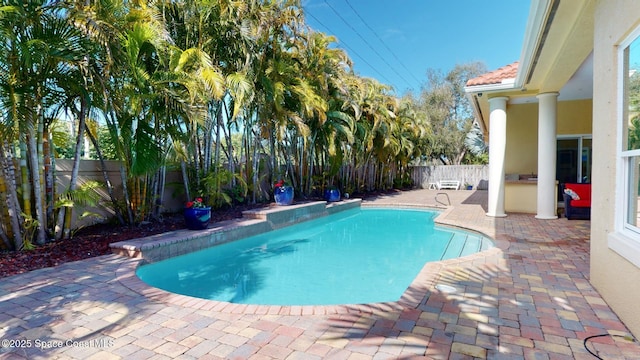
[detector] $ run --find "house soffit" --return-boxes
[511,52,593,105]
[524,0,595,94]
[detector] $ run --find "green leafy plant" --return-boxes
[20,214,38,251]
[54,181,105,239]
[201,169,248,209]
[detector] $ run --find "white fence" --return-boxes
[411,165,489,190]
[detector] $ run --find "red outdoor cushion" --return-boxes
[569,199,591,208]
[565,183,591,202]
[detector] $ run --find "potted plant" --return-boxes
[274,179,294,205]
[465,183,473,190]
[183,197,211,230]
[324,186,341,202]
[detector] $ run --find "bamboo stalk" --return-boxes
[1,143,24,250]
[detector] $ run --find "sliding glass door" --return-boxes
[556,136,592,199]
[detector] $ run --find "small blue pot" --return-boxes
[184,207,211,230]
[324,188,341,202]
[274,186,294,205]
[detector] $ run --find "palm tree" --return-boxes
[0,0,452,249]
[231,0,308,198]
[161,0,255,207]
[0,0,97,244]
[101,3,197,223]
[292,31,354,193]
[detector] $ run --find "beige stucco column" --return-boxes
[536,92,559,219]
[487,97,509,217]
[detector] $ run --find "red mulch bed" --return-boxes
[0,203,267,279]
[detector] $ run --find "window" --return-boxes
[557,136,592,201]
[622,33,640,232]
[610,27,640,267]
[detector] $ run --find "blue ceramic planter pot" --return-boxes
[184,207,211,230]
[324,188,341,202]
[274,186,294,205]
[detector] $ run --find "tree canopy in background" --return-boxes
[414,62,488,165]
[0,0,487,250]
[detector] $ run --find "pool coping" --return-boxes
[110,199,362,262]
[112,200,509,315]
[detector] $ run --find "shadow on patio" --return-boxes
[0,255,148,358]
[1,189,639,359]
[323,189,639,358]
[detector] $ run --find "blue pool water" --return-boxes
[136,208,493,305]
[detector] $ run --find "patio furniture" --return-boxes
[562,183,591,220]
[437,180,460,190]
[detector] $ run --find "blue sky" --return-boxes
[302,0,532,95]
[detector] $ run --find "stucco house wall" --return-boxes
[502,100,592,213]
[505,100,593,176]
[591,0,640,339]
[466,0,639,337]
[505,103,539,175]
[557,99,593,135]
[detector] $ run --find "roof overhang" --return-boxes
[514,0,556,89]
[464,0,595,138]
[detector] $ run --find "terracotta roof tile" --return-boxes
[466,61,519,87]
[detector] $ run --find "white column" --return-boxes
[487,97,509,217]
[536,92,559,219]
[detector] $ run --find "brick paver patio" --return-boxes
[1,189,639,359]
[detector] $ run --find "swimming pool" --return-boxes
[136,207,493,306]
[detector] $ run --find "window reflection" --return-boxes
[626,40,640,150]
[582,138,591,183]
[628,157,640,227]
[624,36,640,230]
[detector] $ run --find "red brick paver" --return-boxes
[1,189,639,359]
